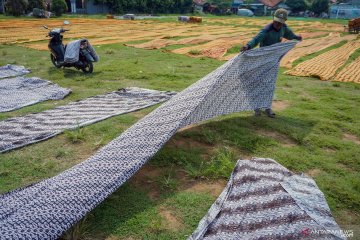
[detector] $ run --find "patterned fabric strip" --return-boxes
[0,42,296,239]
[0,64,31,79]
[0,77,71,113]
[0,87,175,153]
[189,158,345,240]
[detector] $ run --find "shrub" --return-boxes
[5,0,28,16]
[32,8,47,17]
[27,0,45,11]
[286,0,307,12]
[51,0,67,16]
[308,0,329,15]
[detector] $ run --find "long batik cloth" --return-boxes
[0,87,175,153]
[0,77,71,112]
[0,42,297,239]
[189,158,345,240]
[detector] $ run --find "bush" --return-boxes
[5,0,28,16]
[33,8,47,17]
[308,0,329,15]
[51,0,67,16]
[27,0,45,11]
[286,0,306,12]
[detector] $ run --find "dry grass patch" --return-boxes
[322,147,337,153]
[130,165,163,200]
[272,100,290,111]
[158,206,184,231]
[306,168,324,177]
[343,133,360,145]
[183,180,227,198]
[255,129,298,147]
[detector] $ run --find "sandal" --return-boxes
[265,108,276,118]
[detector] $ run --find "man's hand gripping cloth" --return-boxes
[64,39,99,63]
[0,42,296,239]
[189,158,345,240]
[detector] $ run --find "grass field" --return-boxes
[0,15,359,239]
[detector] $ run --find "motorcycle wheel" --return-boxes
[82,61,93,73]
[50,54,62,68]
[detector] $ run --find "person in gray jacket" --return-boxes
[241,8,302,118]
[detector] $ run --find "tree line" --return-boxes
[95,0,194,14]
[285,0,330,15]
[4,0,334,17]
[3,0,195,16]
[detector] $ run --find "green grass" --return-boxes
[188,49,202,55]
[224,44,242,56]
[81,184,214,239]
[0,16,359,239]
[64,126,87,143]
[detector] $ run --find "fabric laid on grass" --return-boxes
[0,64,30,79]
[0,87,175,153]
[0,42,296,239]
[0,77,71,113]
[189,158,345,240]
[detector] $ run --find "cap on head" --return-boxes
[274,8,288,24]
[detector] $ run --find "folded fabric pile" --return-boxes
[189,158,345,240]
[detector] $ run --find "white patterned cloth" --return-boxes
[0,64,30,79]
[0,87,175,153]
[189,158,345,240]
[0,42,296,239]
[0,77,71,113]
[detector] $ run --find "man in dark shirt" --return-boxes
[241,8,302,118]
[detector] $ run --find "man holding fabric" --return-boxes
[241,8,302,118]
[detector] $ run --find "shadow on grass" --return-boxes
[85,183,162,238]
[47,67,102,78]
[178,114,317,152]
[63,181,212,240]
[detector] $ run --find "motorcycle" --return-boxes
[43,21,98,73]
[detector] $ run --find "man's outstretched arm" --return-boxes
[284,26,302,41]
[241,30,266,52]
